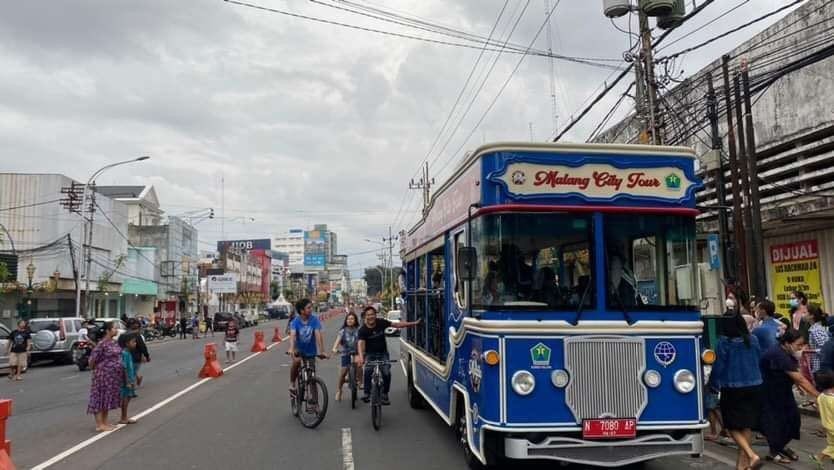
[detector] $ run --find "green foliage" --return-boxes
[0,262,9,283]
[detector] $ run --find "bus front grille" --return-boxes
[564,337,648,423]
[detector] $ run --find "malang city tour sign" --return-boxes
[495,162,696,200]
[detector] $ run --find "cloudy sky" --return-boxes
[0,0,798,276]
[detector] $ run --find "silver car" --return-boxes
[28,317,85,364]
[0,323,10,371]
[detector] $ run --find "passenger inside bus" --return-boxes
[608,243,642,308]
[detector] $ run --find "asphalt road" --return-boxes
[1,312,825,469]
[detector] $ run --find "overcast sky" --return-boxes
[0,0,798,276]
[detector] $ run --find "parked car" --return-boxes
[0,323,10,372]
[213,312,234,331]
[28,317,85,364]
[385,310,401,336]
[234,312,249,328]
[242,309,259,326]
[267,304,291,319]
[91,318,127,339]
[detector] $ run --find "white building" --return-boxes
[273,229,305,273]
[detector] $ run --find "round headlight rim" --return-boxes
[511,370,536,396]
[673,369,696,394]
[551,369,570,388]
[643,369,662,388]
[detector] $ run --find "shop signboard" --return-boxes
[304,230,327,268]
[770,240,824,312]
[208,273,239,294]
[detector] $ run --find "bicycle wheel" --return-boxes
[371,380,382,431]
[349,364,357,410]
[299,376,329,429]
[290,381,300,417]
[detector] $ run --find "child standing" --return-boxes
[814,370,834,464]
[119,334,138,425]
[331,312,360,401]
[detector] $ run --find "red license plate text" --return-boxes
[582,418,637,439]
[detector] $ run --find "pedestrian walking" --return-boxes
[752,300,784,352]
[809,305,830,375]
[191,314,200,339]
[204,312,214,337]
[87,321,123,432]
[791,290,810,332]
[119,333,138,425]
[813,370,834,464]
[6,320,30,382]
[179,316,187,340]
[224,319,239,363]
[759,329,819,463]
[119,319,150,387]
[708,312,764,470]
[331,312,360,401]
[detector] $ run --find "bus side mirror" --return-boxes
[457,247,477,282]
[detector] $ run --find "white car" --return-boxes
[385,310,401,336]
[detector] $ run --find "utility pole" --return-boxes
[83,186,97,318]
[637,8,662,145]
[382,226,399,311]
[722,56,748,293]
[706,72,733,283]
[734,73,756,295]
[409,162,435,214]
[741,60,767,298]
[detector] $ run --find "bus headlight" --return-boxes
[643,369,662,388]
[551,369,569,388]
[511,370,536,395]
[673,369,696,394]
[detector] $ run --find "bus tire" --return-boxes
[455,396,488,470]
[407,357,425,410]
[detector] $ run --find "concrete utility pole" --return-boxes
[706,72,733,283]
[637,8,662,145]
[741,61,767,298]
[382,226,399,311]
[734,73,757,295]
[409,162,435,214]
[722,56,748,294]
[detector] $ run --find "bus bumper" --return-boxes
[503,432,703,467]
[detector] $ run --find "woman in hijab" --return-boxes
[708,312,764,469]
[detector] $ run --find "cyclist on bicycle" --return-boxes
[357,305,421,405]
[288,298,328,394]
[331,311,360,401]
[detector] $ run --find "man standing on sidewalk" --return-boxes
[224,319,239,364]
[7,320,31,381]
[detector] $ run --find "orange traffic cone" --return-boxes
[272,327,282,343]
[251,331,267,352]
[199,343,223,378]
[0,399,15,470]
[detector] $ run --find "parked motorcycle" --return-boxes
[73,340,94,371]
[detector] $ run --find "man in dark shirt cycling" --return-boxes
[357,305,420,405]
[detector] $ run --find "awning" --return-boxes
[121,279,158,296]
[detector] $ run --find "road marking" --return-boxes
[60,374,79,381]
[704,450,738,467]
[341,428,355,470]
[30,326,309,469]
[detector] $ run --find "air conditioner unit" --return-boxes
[603,0,632,18]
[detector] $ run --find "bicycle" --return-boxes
[347,353,359,410]
[289,353,329,428]
[365,359,396,431]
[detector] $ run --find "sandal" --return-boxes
[746,455,764,470]
[766,453,793,464]
[783,448,800,461]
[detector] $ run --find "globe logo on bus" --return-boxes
[511,170,526,185]
[653,341,677,367]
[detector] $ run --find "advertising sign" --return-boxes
[217,239,271,253]
[707,234,720,270]
[304,230,327,268]
[493,162,696,201]
[208,273,238,294]
[770,240,824,312]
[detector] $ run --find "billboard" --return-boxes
[304,230,327,268]
[217,239,271,254]
[208,273,238,294]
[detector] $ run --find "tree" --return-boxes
[0,262,9,283]
[270,281,280,300]
[283,289,296,302]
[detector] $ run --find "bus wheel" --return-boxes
[407,359,425,410]
[456,399,486,470]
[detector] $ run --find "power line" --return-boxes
[657,0,751,52]
[0,199,62,213]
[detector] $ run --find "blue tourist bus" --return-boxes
[399,142,713,468]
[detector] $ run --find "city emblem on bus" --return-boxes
[511,170,526,185]
[665,173,681,190]
[531,342,552,369]
[653,341,677,367]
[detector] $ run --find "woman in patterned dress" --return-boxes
[87,321,123,432]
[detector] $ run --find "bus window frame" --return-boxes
[452,228,468,311]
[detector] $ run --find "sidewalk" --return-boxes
[707,411,828,469]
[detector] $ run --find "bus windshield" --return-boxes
[604,214,698,311]
[471,213,594,310]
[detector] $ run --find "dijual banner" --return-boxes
[770,240,824,313]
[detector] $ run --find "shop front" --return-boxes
[764,229,834,316]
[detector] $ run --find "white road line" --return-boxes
[60,374,79,381]
[341,428,355,470]
[31,335,292,470]
[704,450,738,467]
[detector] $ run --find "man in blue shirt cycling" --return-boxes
[288,299,328,393]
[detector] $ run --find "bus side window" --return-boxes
[405,260,417,344]
[427,246,446,360]
[453,231,467,309]
[416,254,427,351]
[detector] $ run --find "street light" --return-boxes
[75,156,151,317]
[25,261,35,320]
